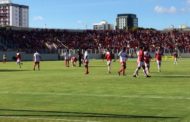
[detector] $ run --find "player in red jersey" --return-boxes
[144,48,152,75]
[105,49,112,74]
[173,49,178,65]
[71,56,77,67]
[118,47,128,76]
[133,46,150,78]
[16,51,23,68]
[155,48,163,72]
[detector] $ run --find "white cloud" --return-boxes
[154,1,190,14]
[180,7,190,12]
[180,0,190,12]
[187,0,190,4]
[154,6,177,14]
[33,16,44,21]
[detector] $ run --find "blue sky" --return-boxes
[12,0,190,29]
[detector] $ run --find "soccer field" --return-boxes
[0,59,190,122]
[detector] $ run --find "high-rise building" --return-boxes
[0,0,29,27]
[93,21,114,30]
[116,14,138,30]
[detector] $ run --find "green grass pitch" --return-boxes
[0,59,189,122]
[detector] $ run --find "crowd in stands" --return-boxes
[0,27,190,53]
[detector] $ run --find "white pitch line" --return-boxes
[0,91,190,100]
[0,116,101,122]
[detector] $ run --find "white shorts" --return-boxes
[137,61,145,68]
[157,60,161,65]
[145,62,150,68]
[16,59,21,64]
[107,61,112,66]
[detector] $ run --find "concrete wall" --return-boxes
[0,51,190,61]
[0,52,59,61]
[180,53,190,58]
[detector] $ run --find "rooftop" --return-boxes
[117,13,137,17]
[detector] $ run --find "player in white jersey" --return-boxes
[33,51,41,71]
[64,49,70,67]
[173,49,178,65]
[3,53,7,64]
[84,49,89,74]
[118,47,128,76]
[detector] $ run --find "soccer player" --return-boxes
[118,47,128,76]
[33,51,41,71]
[64,49,70,67]
[84,49,89,74]
[105,49,112,74]
[16,51,22,68]
[133,46,150,78]
[71,56,77,67]
[173,49,178,65]
[2,53,7,63]
[144,48,152,75]
[155,48,163,72]
[78,49,83,67]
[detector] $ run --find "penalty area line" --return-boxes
[0,116,101,122]
[0,91,190,100]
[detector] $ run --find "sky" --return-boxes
[11,0,190,30]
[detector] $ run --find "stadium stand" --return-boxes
[0,27,190,54]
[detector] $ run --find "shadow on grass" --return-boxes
[0,69,30,72]
[0,109,179,119]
